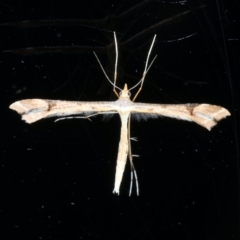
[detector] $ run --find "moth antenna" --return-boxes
[113,32,120,98]
[129,55,157,92]
[130,34,157,101]
[93,51,122,92]
[146,55,157,73]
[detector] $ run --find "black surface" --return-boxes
[1,1,239,239]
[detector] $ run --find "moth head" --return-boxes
[119,84,131,99]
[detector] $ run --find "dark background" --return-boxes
[1,0,239,239]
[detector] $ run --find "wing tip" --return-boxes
[193,104,230,130]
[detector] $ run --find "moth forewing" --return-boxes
[9,99,117,124]
[131,103,230,131]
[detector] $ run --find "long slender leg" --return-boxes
[127,114,139,196]
[54,112,118,122]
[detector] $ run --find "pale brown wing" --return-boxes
[132,103,231,130]
[9,99,116,124]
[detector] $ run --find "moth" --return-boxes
[9,32,230,195]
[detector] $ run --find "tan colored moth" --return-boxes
[10,32,230,195]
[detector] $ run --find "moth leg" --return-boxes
[54,112,118,122]
[128,114,139,196]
